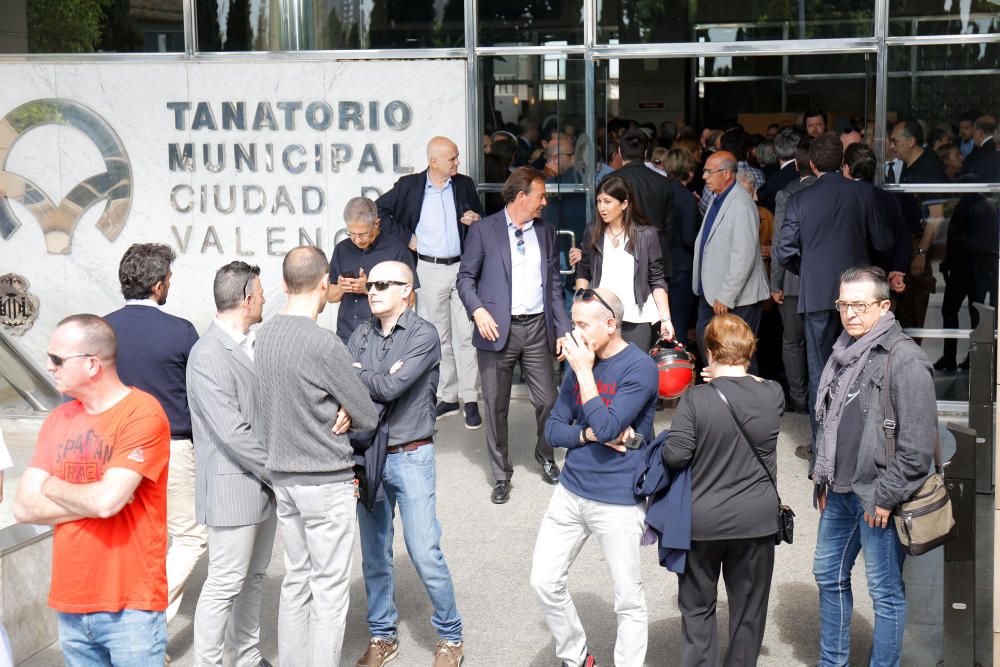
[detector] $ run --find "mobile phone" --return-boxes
[340,271,357,279]
[622,433,645,450]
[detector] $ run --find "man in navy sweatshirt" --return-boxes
[104,243,204,625]
[530,287,658,667]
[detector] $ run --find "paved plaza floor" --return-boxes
[6,398,994,666]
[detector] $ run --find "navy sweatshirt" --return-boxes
[545,342,659,505]
[104,304,199,439]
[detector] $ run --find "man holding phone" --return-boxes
[329,197,418,341]
[530,287,659,667]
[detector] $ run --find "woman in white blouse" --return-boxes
[571,175,674,350]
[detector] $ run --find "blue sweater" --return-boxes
[104,305,199,438]
[545,343,659,505]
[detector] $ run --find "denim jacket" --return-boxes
[813,324,937,514]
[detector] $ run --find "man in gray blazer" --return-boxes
[692,150,770,366]
[188,261,275,667]
[771,145,817,416]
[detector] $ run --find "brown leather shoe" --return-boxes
[432,640,464,666]
[356,637,398,667]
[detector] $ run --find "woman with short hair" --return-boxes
[663,313,785,667]
[570,175,673,350]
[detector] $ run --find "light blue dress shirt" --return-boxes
[415,176,460,258]
[504,208,545,315]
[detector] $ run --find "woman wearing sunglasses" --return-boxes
[570,175,674,350]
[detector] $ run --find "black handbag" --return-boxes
[711,384,795,545]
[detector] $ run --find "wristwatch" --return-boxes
[914,247,927,256]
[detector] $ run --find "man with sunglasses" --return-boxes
[457,167,573,504]
[15,315,172,665]
[103,243,204,625]
[186,262,275,667]
[347,261,464,667]
[531,287,658,667]
[329,197,418,342]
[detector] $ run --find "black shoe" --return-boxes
[464,402,483,429]
[535,454,560,485]
[790,399,809,415]
[934,356,958,372]
[436,401,461,419]
[958,355,970,370]
[259,660,274,667]
[491,480,511,504]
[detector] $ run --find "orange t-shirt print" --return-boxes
[30,389,171,614]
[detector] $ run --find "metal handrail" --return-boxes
[0,330,61,412]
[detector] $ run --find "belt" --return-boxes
[511,312,543,322]
[417,253,461,265]
[386,438,433,455]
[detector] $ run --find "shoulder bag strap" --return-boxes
[711,383,782,505]
[882,338,943,473]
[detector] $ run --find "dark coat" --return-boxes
[963,137,999,183]
[375,169,484,252]
[634,432,692,573]
[669,179,699,274]
[774,173,894,314]
[456,209,572,353]
[576,223,668,311]
[610,162,677,279]
[757,161,798,213]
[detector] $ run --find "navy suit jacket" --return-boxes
[456,209,572,353]
[774,173,894,314]
[375,169,484,251]
[757,161,798,213]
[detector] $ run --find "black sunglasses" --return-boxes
[48,352,94,367]
[574,288,615,317]
[365,280,408,292]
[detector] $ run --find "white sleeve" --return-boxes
[0,429,12,471]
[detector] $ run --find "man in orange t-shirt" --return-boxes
[14,314,170,666]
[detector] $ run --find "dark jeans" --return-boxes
[804,310,842,442]
[695,298,763,373]
[669,270,697,348]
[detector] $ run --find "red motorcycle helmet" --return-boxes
[649,339,695,400]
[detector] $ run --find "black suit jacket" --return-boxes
[375,170,484,253]
[757,161,798,213]
[774,173,894,314]
[963,138,999,183]
[610,162,677,278]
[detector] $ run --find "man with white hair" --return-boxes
[377,137,485,429]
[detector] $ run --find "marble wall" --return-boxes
[0,59,468,360]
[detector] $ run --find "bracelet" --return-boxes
[914,247,927,256]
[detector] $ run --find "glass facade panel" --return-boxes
[596,0,874,44]
[0,0,185,54]
[889,0,1000,36]
[478,0,584,47]
[195,0,464,51]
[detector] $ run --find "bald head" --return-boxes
[282,245,329,294]
[704,151,737,193]
[427,137,460,181]
[56,314,118,362]
[368,260,413,285]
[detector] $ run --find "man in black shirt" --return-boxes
[328,197,417,341]
[890,120,947,331]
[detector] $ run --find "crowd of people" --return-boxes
[4,107,997,667]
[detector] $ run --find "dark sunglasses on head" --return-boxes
[574,288,615,317]
[365,280,408,292]
[48,352,94,367]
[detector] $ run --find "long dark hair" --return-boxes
[588,175,649,255]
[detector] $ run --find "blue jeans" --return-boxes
[357,444,462,642]
[813,491,906,667]
[804,310,842,442]
[58,609,166,666]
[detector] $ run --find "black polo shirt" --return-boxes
[329,233,418,340]
[898,149,947,233]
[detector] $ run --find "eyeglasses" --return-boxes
[653,159,663,165]
[833,300,885,314]
[514,228,525,255]
[703,167,730,176]
[574,288,615,317]
[365,280,408,292]
[346,226,376,239]
[48,352,94,367]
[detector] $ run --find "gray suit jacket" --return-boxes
[770,175,817,296]
[187,322,274,527]
[692,184,770,308]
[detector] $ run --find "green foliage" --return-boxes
[27,0,111,53]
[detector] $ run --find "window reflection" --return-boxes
[890,0,1000,36]
[195,0,464,51]
[478,0,583,46]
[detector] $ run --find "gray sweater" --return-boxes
[254,314,378,485]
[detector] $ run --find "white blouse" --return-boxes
[597,233,658,324]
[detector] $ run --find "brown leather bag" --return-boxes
[882,340,956,556]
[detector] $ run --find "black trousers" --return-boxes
[676,536,775,667]
[695,298,763,373]
[477,315,556,481]
[621,321,654,351]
